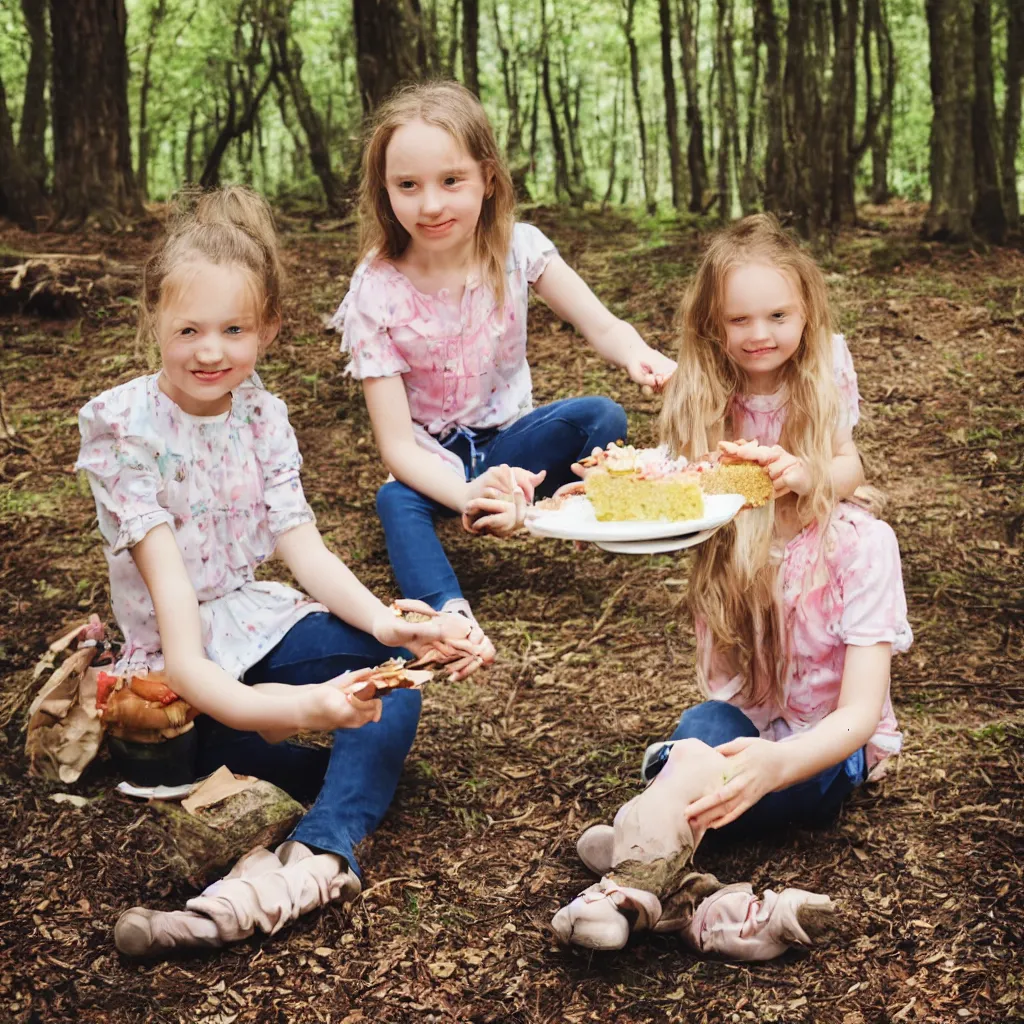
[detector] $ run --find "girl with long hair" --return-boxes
[553,215,912,959]
[330,81,676,661]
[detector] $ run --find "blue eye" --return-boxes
[226,326,242,335]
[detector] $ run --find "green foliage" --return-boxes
[0,0,1020,213]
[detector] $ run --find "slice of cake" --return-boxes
[693,453,775,509]
[584,445,704,522]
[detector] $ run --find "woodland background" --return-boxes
[0,1,1022,1023]
[0,0,1022,240]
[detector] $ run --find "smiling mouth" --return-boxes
[419,219,455,233]
[192,369,231,380]
[743,347,777,356]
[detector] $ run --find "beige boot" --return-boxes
[114,842,360,958]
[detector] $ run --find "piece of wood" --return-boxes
[149,779,304,888]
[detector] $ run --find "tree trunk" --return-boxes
[0,70,50,228]
[714,0,735,220]
[184,109,197,183]
[353,0,423,112]
[558,52,588,201]
[827,0,859,228]
[272,8,347,214]
[739,16,761,214]
[625,0,656,213]
[462,0,479,95]
[1003,0,1024,230]
[970,0,1005,242]
[540,0,574,202]
[755,0,784,212]
[866,0,895,204]
[658,0,684,209]
[493,0,522,160]
[447,0,461,78]
[602,75,624,211]
[49,0,142,226]
[923,0,975,241]
[677,0,707,212]
[18,0,48,188]
[137,0,169,202]
[782,0,819,236]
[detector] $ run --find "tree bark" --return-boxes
[923,0,975,241]
[714,0,735,220]
[49,0,142,226]
[353,0,423,112]
[1001,0,1023,230]
[540,0,574,202]
[18,0,48,188]
[492,0,522,161]
[271,5,347,214]
[677,0,707,212]
[0,70,50,228]
[827,0,859,228]
[462,0,480,95]
[755,0,784,212]
[625,0,656,213]
[658,0,684,209]
[137,0,169,202]
[970,0,1005,241]
[602,75,624,211]
[865,0,895,204]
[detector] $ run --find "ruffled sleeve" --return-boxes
[249,390,316,537]
[513,222,558,283]
[76,395,173,554]
[836,511,913,653]
[832,333,861,431]
[329,261,412,381]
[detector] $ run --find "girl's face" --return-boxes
[722,262,806,393]
[384,118,489,260]
[156,260,273,416]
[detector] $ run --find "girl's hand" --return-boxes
[461,465,546,537]
[260,670,382,742]
[624,344,677,393]
[371,599,472,650]
[684,737,788,831]
[718,440,811,498]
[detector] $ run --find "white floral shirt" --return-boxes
[76,374,324,679]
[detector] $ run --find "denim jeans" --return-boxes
[651,700,867,839]
[194,612,419,878]
[375,395,628,608]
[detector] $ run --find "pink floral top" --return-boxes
[699,503,912,774]
[330,222,558,476]
[76,374,325,680]
[730,333,860,445]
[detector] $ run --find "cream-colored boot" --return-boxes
[552,739,838,961]
[114,841,360,958]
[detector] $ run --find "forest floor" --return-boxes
[0,202,1020,1024]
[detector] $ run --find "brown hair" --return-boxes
[356,81,516,307]
[659,213,841,710]
[137,185,284,348]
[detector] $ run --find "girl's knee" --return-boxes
[675,700,758,746]
[376,480,421,521]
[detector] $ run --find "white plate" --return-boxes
[595,527,720,554]
[525,492,745,543]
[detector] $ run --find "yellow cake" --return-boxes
[584,445,704,522]
[697,459,775,509]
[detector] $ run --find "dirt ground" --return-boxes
[0,203,1020,1024]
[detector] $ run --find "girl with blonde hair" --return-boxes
[331,81,676,659]
[77,186,478,958]
[554,215,912,958]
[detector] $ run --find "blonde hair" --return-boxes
[660,213,842,709]
[137,185,284,349]
[357,81,516,307]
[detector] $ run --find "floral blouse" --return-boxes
[730,333,861,445]
[330,222,558,477]
[699,503,912,773]
[76,374,324,680]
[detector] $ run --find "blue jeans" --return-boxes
[194,612,419,878]
[654,700,867,838]
[376,396,628,607]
